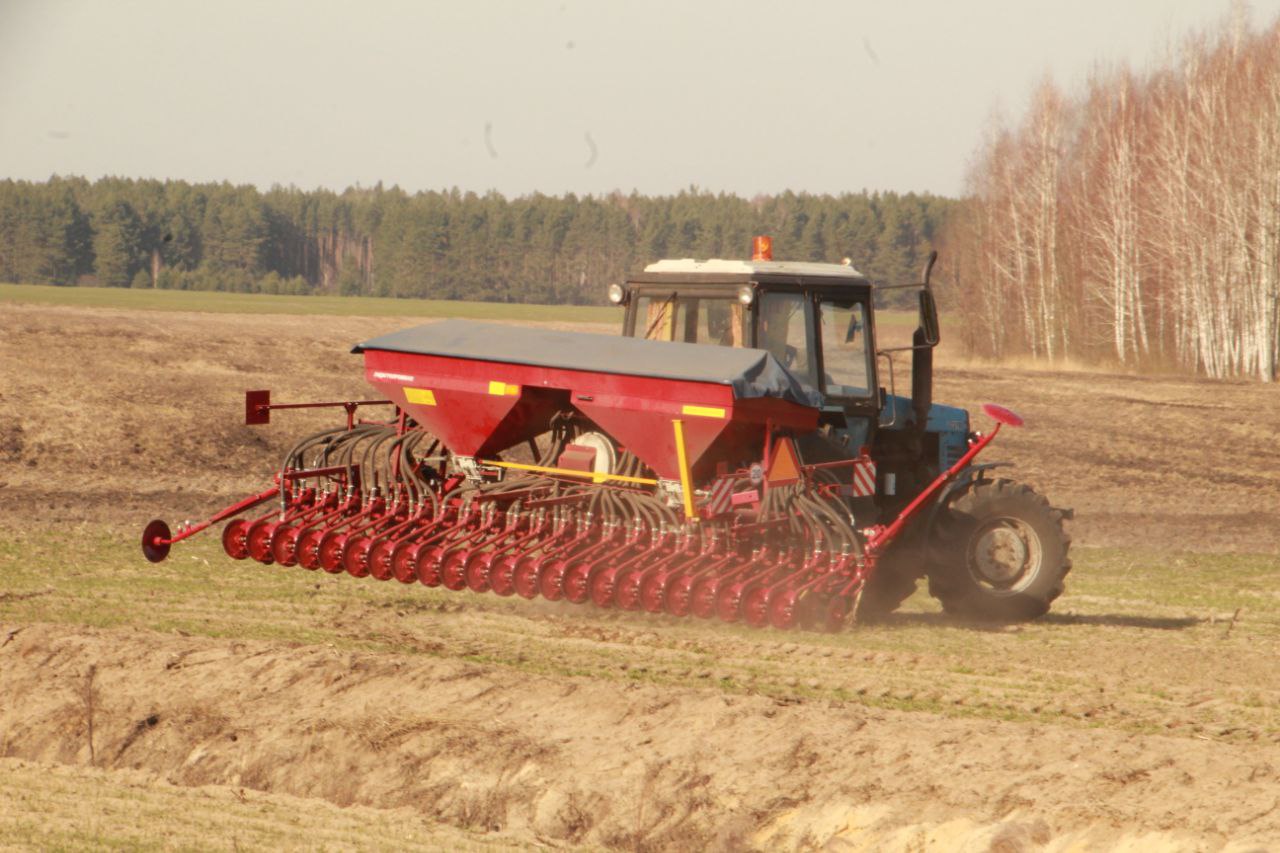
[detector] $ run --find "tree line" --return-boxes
[0,177,952,305]
[944,13,1280,380]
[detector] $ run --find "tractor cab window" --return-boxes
[758,292,816,388]
[818,299,873,398]
[693,298,746,347]
[636,293,678,341]
[634,293,745,347]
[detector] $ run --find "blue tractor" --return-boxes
[615,241,1071,621]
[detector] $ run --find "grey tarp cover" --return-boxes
[354,319,822,408]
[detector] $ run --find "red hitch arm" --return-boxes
[141,485,280,563]
[864,404,1023,556]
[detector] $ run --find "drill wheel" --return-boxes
[142,519,172,564]
[742,586,772,628]
[222,519,250,560]
[368,540,396,581]
[769,589,801,630]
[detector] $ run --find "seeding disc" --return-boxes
[246,521,277,564]
[640,573,668,613]
[589,568,618,608]
[561,562,591,603]
[297,529,325,570]
[271,524,301,567]
[343,536,372,578]
[222,519,250,560]
[742,586,772,628]
[369,540,396,581]
[141,519,171,563]
[391,542,419,584]
[513,556,541,599]
[416,546,443,587]
[823,595,851,632]
[318,532,347,573]
[540,560,568,601]
[441,551,469,590]
[716,582,746,623]
[615,570,644,610]
[490,556,517,597]
[690,578,720,619]
[769,589,800,630]
[465,553,492,593]
[665,574,694,616]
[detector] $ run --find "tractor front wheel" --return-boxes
[926,478,1070,621]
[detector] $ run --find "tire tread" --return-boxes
[925,477,1071,622]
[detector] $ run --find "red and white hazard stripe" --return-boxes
[849,459,877,497]
[702,477,736,517]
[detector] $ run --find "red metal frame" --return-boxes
[245,389,392,430]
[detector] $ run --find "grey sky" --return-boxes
[1,0,1275,198]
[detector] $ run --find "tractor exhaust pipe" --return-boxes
[911,326,932,429]
[911,251,939,428]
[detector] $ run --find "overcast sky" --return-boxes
[1,0,1276,199]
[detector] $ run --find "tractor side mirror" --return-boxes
[918,289,940,346]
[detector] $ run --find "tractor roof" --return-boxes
[643,258,866,278]
[631,258,872,291]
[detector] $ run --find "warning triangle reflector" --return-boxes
[765,437,802,485]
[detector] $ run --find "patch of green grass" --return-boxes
[0,281,932,331]
[1063,547,1280,624]
[0,282,622,324]
[3,529,1277,739]
[6,534,1272,645]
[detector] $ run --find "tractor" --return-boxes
[142,238,1070,629]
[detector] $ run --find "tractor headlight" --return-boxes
[737,285,755,306]
[607,283,627,305]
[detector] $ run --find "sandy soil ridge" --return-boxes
[2,622,1276,850]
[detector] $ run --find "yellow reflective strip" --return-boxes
[404,388,436,406]
[681,404,726,419]
[488,381,521,396]
[482,458,659,486]
[672,419,698,521]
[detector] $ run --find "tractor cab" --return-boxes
[620,257,878,410]
[615,239,951,484]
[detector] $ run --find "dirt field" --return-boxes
[2,301,1279,850]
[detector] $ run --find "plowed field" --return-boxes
[2,300,1278,851]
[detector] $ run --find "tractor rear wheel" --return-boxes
[926,478,1070,621]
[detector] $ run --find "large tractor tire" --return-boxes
[926,478,1071,621]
